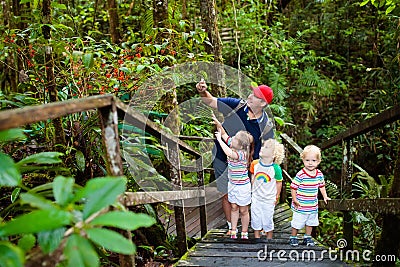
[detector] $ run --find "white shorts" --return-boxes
[251,200,275,232]
[291,211,319,230]
[228,182,251,206]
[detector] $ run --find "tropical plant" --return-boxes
[0,129,155,266]
[316,210,344,248]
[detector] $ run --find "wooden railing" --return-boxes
[281,105,400,249]
[0,94,207,267]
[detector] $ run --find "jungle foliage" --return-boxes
[0,0,399,265]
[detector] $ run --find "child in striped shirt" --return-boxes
[289,145,330,247]
[215,127,254,239]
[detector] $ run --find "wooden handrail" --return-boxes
[0,95,114,131]
[115,99,201,157]
[121,189,205,206]
[319,198,400,214]
[321,105,400,149]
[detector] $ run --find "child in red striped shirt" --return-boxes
[289,145,330,247]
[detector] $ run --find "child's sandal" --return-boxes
[230,230,237,239]
[241,232,248,239]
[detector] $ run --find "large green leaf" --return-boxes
[16,152,63,167]
[53,176,75,207]
[86,228,135,255]
[37,228,66,254]
[0,129,26,142]
[78,177,126,219]
[0,153,21,186]
[17,234,36,252]
[83,53,94,69]
[0,242,25,267]
[0,210,71,237]
[64,234,99,267]
[20,193,56,210]
[90,211,155,230]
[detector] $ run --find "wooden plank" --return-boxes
[120,190,205,206]
[158,193,224,238]
[186,200,224,238]
[321,105,400,149]
[177,256,347,266]
[319,198,400,214]
[0,94,113,131]
[175,203,352,267]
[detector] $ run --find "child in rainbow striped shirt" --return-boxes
[289,145,331,247]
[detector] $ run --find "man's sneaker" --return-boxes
[289,237,299,246]
[303,237,315,246]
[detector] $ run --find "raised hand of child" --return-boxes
[215,129,222,142]
[211,112,220,126]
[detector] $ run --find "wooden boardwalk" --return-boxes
[175,203,350,266]
[158,185,228,238]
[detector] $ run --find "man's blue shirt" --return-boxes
[215,97,274,162]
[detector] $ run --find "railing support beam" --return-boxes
[165,140,188,256]
[99,101,135,267]
[342,139,353,250]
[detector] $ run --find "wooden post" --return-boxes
[197,156,207,237]
[98,101,135,267]
[373,143,400,266]
[166,139,188,256]
[342,139,353,250]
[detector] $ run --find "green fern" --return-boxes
[141,9,154,37]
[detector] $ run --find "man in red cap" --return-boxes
[196,79,275,235]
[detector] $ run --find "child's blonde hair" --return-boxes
[235,130,254,166]
[263,139,285,165]
[300,145,321,161]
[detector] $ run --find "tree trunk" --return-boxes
[6,0,20,93]
[181,0,187,20]
[200,0,225,97]
[277,0,292,12]
[42,0,66,147]
[153,0,168,27]
[373,142,400,266]
[107,0,121,44]
[1,0,10,93]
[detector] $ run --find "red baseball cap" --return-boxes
[252,85,273,104]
